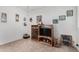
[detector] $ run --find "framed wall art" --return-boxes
[67,10,73,16]
[16,14,19,22]
[24,17,26,21]
[53,19,58,24]
[24,22,27,26]
[36,15,42,25]
[1,12,7,23]
[30,18,32,22]
[59,15,66,20]
[36,15,42,24]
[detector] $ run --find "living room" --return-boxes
[0,6,79,52]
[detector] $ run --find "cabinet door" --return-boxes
[31,28,38,40]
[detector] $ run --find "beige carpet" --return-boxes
[0,38,78,52]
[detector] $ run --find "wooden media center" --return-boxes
[31,25,55,46]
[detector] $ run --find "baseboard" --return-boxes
[0,38,22,45]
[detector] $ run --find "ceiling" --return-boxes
[17,6,42,11]
[28,6,42,10]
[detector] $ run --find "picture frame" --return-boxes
[37,15,42,23]
[24,22,27,26]
[53,19,58,24]
[30,18,32,22]
[24,17,26,21]
[59,15,66,20]
[16,14,19,22]
[67,10,73,16]
[1,12,7,23]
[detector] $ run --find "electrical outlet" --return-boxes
[76,44,79,46]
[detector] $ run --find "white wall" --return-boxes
[0,6,29,45]
[76,6,79,51]
[29,6,77,47]
[0,6,78,51]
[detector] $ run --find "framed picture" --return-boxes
[30,18,32,22]
[53,19,58,24]
[24,22,27,26]
[16,14,19,22]
[67,10,73,16]
[59,15,66,20]
[24,17,26,21]
[37,15,42,23]
[1,12,7,23]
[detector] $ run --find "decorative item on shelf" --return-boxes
[67,10,73,17]
[53,19,58,24]
[16,14,19,22]
[24,17,26,21]
[38,21,43,25]
[24,22,27,26]
[59,15,66,20]
[30,17,32,22]
[41,21,44,25]
[36,15,42,25]
[1,12,7,23]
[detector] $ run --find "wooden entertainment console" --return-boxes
[31,25,55,46]
[31,25,73,47]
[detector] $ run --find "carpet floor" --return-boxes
[0,39,78,52]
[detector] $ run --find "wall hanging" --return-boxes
[53,19,58,24]
[30,17,32,22]
[24,22,27,26]
[36,15,42,25]
[16,14,19,22]
[59,15,66,20]
[24,17,26,21]
[67,10,73,16]
[1,12,7,23]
